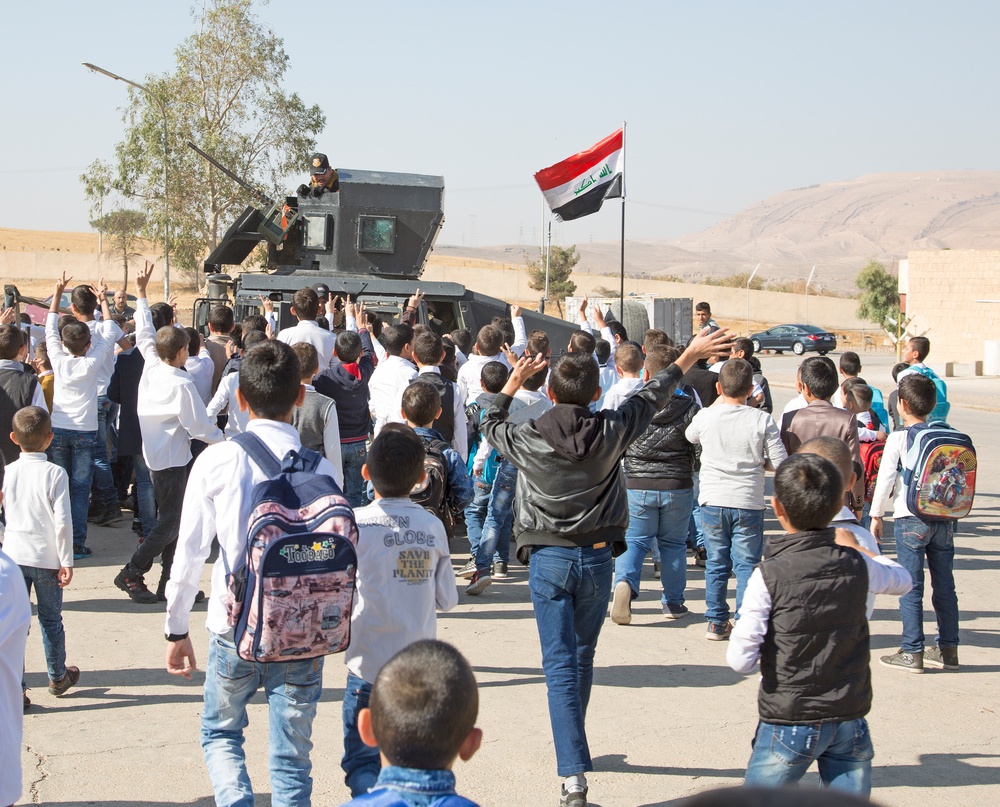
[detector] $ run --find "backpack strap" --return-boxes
[231,432,282,477]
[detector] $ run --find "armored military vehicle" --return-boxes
[193,147,580,349]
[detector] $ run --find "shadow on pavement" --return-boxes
[594,752,744,780]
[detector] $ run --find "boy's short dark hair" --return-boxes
[480,361,508,394]
[548,353,599,407]
[370,639,478,770]
[156,325,189,363]
[898,373,936,417]
[150,302,174,330]
[595,339,611,366]
[890,361,909,383]
[315,315,330,331]
[368,314,384,339]
[843,381,873,412]
[475,325,503,357]
[774,452,843,532]
[607,320,628,342]
[644,345,680,377]
[57,314,75,335]
[412,330,444,366]
[208,305,234,334]
[695,301,712,314]
[450,329,473,356]
[527,329,551,358]
[185,327,202,356]
[383,324,414,357]
[732,337,754,359]
[441,340,456,367]
[643,329,673,352]
[239,340,301,420]
[908,336,930,362]
[242,314,268,335]
[719,358,753,398]
[614,343,644,374]
[568,329,596,355]
[521,361,548,392]
[839,351,862,377]
[242,330,268,352]
[491,316,515,347]
[12,405,51,453]
[291,287,319,320]
[335,330,362,363]
[0,325,24,360]
[61,321,91,357]
[366,424,425,498]
[71,284,98,317]
[799,356,838,400]
[34,342,52,372]
[401,381,442,427]
[292,342,319,379]
[798,436,854,494]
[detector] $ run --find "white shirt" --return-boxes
[601,376,644,412]
[346,498,458,683]
[830,507,882,618]
[185,347,215,405]
[455,317,528,405]
[781,393,808,420]
[896,362,929,382]
[369,355,417,436]
[417,365,468,462]
[45,312,114,431]
[595,364,620,410]
[165,419,340,637]
[0,548,31,807]
[135,300,224,471]
[0,360,47,411]
[277,319,338,372]
[206,373,249,437]
[727,550,913,674]
[1,453,72,569]
[87,317,125,397]
[870,429,914,520]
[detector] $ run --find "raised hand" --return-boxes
[510,304,521,319]
[135,261,154,298]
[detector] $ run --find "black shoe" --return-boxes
[114,566,159,604]
[48,666,80,697]
[465,570,492,595]
[880,649,924,673]
[87,501,102,523]
[925,645,959,670]
[73,545,93,560]
[131,518,143,535]
[492,561,509,579]
[94,504,123,526]
[663,602,690,620]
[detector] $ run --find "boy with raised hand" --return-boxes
[480,326,730,807]
[728,453,911,795]
[456,305,527,406]
[342,425,459,797]
[685,358,787,642]
[165,338,339,807]
[871,373,961,673]
[340,639,482,807]
[44,272,115,559]
[114,262,224,605]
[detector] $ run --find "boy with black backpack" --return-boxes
[401,382,474,542]
[164,338,344,807]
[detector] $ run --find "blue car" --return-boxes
[749,324,837,356]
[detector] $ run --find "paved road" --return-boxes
[16,384,1000,806]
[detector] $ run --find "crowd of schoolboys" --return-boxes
[0,278,965,807]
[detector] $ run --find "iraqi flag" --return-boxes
[534,129,623,222]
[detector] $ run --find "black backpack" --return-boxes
[409,437,455,540]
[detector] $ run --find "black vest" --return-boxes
[0,367,38,465]
[758,528,872,725]
[411,372,455,443]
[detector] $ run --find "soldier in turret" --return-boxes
[298,152,339,197]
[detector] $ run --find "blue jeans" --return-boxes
[687,473,705,549]
[133,453,157,539]
[91,395,118,508]
[21,565,66,684]
[342,672,380,797]
[201,632,323,807]
[701,506,765,626]
[744,718,874,795]
[474,461,516,572]
[464,479,492,558]
[616,488,693,606]
[340,440,368,509]
[894,516,959,653]
[529,543,613,776]
[48,428,97,549]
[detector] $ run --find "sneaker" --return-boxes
[653,561,661,580]
[465,570,492,595]
[492,561,509,579]
[611,581,632,625]
[663,603,689,620]
[924,646,959,670]
[879,649,924,673]
[114,566,159,604]
[705,621,731,641]
[73,545,92,560]
[131,518,143,535]
[48,666,80,697]
[560,785,588,807]
[456,558,477,579]
[87,500,102,523]
[94,504,123,526]
[694,547,707,567]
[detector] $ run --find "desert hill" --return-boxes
[439,171,1000,294]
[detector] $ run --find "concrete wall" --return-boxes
[0,250,162,284]
[905,249,1000,369]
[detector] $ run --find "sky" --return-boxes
[4,1,1000,251]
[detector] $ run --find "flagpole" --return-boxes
[619,121,627,321]
[544,220,552,315]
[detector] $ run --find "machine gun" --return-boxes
[187,141,300,246]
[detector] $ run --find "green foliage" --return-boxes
[91,209,146,289]
[526,245,579,315]
[81,0,325,280]
[703,272,766,290]
[855,259,900,328]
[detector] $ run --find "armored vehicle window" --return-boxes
[358,216,396,254]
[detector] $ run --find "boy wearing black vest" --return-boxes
[0,325,47,478]
[728,453,911,795]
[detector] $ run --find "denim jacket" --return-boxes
[347,765,479,806]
